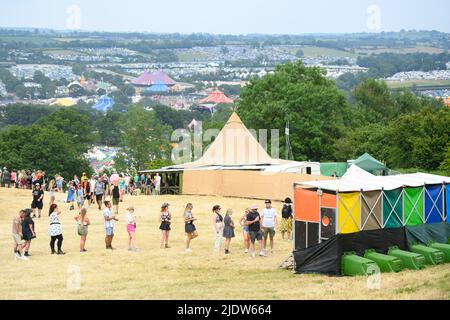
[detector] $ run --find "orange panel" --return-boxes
[321,193,337,208]
[294,188,319,222]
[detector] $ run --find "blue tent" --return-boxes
[92,95,115,112]
[148,84,169,92]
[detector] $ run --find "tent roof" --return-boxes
[198,90,233,104]
[92,95,114,112]
[353,153,387,172]
[296,172,450,193]
[132,70,176,86]
[342,164,375,180]
[171,112,288,169]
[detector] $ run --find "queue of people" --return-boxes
[9,173,294,260]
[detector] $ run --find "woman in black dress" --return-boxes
[22,210,36,257]
[184,203,198,252]
[159,203,171,249]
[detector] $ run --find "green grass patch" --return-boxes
[386,79,450,89]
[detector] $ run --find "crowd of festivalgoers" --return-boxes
[3,167,294,261]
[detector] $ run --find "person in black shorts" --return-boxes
[246,205,265,257]
[31,183,44,218]
[111,181,120,214]
[22,209,36,257]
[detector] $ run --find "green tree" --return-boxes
[237,60,349,161]
[115,106,172,171]
[0,125,93,178]
[439,142,450,175]
[37,108,97,149]
[352,78,394,123]
[94,110,124,146]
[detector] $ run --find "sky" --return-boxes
[2,0,450,34]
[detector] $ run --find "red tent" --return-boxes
[198,90,234,104]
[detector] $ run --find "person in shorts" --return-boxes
[95,176,104,210]
[246,205,265,257]
[111,181,120,214]
[261,199,278,254]
[184,203,198,252]
[103,201,118,250]
[12,210,27,260]
[126,206,137,251]
[31,183,44,218]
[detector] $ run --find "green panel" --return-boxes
[320,163,348,177]
[383,189,403,228]
[403,187,424,226]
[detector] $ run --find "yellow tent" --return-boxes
[50,98,77,107]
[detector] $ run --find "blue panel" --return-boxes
[446,184,450,223]
[425,185,444,224]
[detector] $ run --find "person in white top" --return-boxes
[261,200,278,253]
[126,206,137,251]
[154,173,161,195]
[103,200,118,250]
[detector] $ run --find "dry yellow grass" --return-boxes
[0,188,449,300]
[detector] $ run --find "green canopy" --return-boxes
[353,153,387,173]
[320,162,348,177]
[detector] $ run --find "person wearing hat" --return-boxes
[261,200,278,254]
[159,203,171,249]
[280,197,294,241]
[246,204,265,257]
[212,205,224,252]
[126,206,137,251]
[31,183,44,218]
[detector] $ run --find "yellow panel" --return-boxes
[338,192,361,234]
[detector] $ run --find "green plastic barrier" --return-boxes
[410,244,445,265]
[428,242,450,263]
[388,246,426,270]
[364,249,403,273]
[341,252,379,276]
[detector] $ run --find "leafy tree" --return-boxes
[37,108,98,149]
[115,106,172,171]
[439,142,450,175]
[352,78,394,123]
[237,60,349,161]
[0,125,93,178]
[94,110,124,146]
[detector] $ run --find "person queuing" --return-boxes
[89,175,96,205]
[103,201,118,250]
[223,209,235,254]
[22,209,36,257]
[31,183,44,218]
[67,181,76,210]
[126,206,137,251]
[212,205,224,252]
[11,169,17,188]
[261,200,278,254]
[74,208,90,252]
[159,203,171,249]
[95,176,104,210]
[246,205,265,258]
[184,203,198,252]
[280,197,293,241]
[12,210,28,260]
[111,181,120,214]
[76,183,85,210]
[118,174,126,202]
[49,204,65,255]
[239,208,251,254]
[2,167,11,188]
[154,173,161,195]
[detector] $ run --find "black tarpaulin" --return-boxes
[293,227,409,276]
[405,222,450,245]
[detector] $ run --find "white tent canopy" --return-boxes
[296,173,450,193]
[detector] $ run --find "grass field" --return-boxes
[177,51,210,62]
[355,46,445,55]
[0,188,449,300]
[386,79,450,89]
